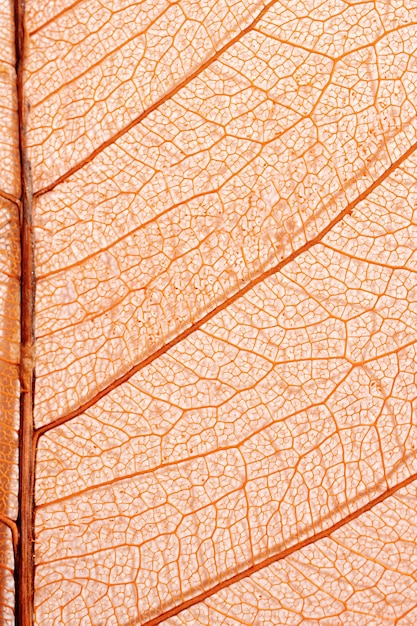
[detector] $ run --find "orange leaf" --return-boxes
[2,0,417,623]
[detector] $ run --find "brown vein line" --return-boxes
[0,189,20,206]
[322,244,417,272]
[15,0,36,622]
[33,0,281,197]
[0,514,18,551]
[141,470,417,626]
[0,271,20,282]
[35,138,417,439]
[0,354,19,367]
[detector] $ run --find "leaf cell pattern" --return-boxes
[164,483,417,625]
[34,149,417,624]
[26,0,265,190]
[1,0,417,624]
[33,0,417,426]
[0,198,19,520]
[0,0,19,199]
[0,0,20,521]
[0,524,14,625]
[0,3,20,624]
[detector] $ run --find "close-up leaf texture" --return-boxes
[2,0,417,624]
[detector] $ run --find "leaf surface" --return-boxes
[2,0,417,624]
[0,0,20,622]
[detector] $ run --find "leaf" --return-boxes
[2,0,417,623]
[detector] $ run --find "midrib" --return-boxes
[15,0,36,623]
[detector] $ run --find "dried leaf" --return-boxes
[2,0,417,623]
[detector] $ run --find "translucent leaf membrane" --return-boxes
[0,0,19,199]
[0,0,20,520]
[0,524,14,626]
[0,2,19,624]
[0,199,20,519]
[21,0,417,624]
[34,149,417,623]
[25,0,264,189]
[33,0,417,425]
[163,482,417,625]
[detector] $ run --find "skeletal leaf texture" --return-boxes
[2,0,417,624]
